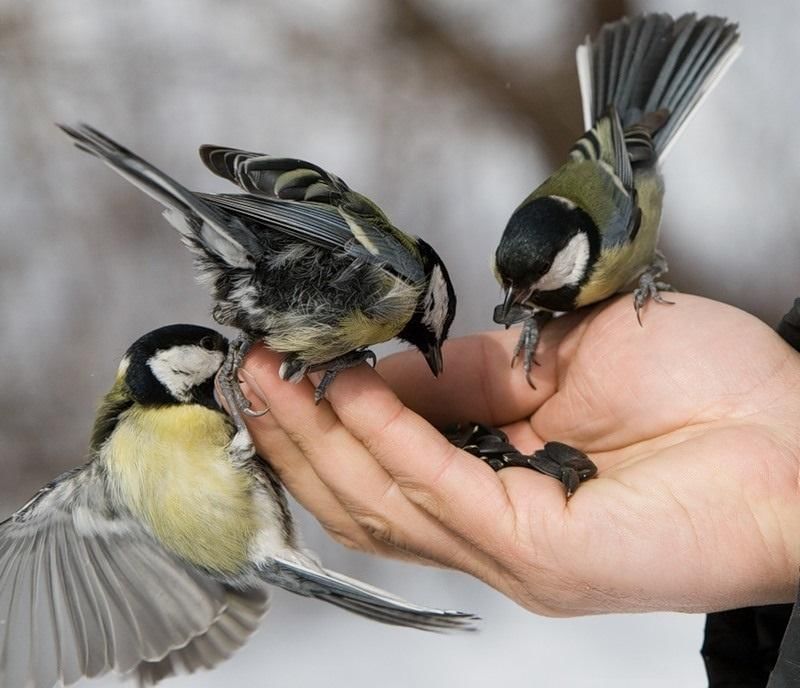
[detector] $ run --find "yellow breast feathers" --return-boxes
[104,404,258,574]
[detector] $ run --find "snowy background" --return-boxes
[1,0,798,685]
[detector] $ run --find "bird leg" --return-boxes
[283,349,378,404]
[444,422,597,497]
[633,251,675,325]
[510,311,553,388]
[212,332,266,464]
[217,332,266,433]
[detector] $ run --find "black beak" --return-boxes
[424,344,444,377]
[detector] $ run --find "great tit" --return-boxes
[0,325,476,688]
[59,125,456,411]
[492,13,741,380]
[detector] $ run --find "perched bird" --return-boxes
[0,325,476,688]
[59,125,456,413]
[492,13,741,380]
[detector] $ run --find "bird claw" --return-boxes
[307,350,378,404]
[509,312,551,388]
[633,253,675,325]
[236,368,271,417]
[216,333,261,431]
[494,302,546,386]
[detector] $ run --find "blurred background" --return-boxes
[1,0,798,685]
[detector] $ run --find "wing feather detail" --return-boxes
[0,464,266,687]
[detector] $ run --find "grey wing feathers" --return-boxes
[569,108,636,189]
[577,13,740,158]
[58,123,258,269]
[202,193,356,253]
[199,145,349,203]
[266,556,478,632]
[132,586,270,687]
[569,111,639,248]
[0,464,263,687]
[606,107,634,190]
[202,193,425,283]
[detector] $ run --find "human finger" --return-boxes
[242,345,506,577]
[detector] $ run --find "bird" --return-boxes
[58,124,457,415]
[0,324,476,688]
[492,13,741,381]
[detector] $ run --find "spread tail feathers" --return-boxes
[265,556,479,632]
[58,123,258,268]
[576,13,741,159]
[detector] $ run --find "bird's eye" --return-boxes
[200,336,216,351]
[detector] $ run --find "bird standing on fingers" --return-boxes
[59,124,457,419]
[492,13,741,383]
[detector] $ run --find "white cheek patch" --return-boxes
[533,232,590,292]
[148,345,225,402]
[421,264,450,341]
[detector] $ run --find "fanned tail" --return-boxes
[576,13,741,159]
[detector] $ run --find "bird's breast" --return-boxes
[257,273,420,364]
[104,405,259,575]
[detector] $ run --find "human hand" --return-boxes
[240,294,800,616]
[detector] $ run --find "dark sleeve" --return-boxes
[767,594,800,687]
[702,606,792,687]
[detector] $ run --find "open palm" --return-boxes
[244,294,800,616]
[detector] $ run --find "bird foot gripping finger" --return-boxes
[510,312,552,388]
[216,333,267,433]
[633,275,676,325]
[633,253,676,325]
[306,349,378,404]
[229,335,271,417]
[445,424,597,497]
[214,352,260,465]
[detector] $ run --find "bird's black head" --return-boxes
[121,324,229,409]
[398,239,457,376]
[493,195,600,319]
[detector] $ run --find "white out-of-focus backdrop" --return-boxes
[1,1,798,686]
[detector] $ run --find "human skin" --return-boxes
[238,293,800,617]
